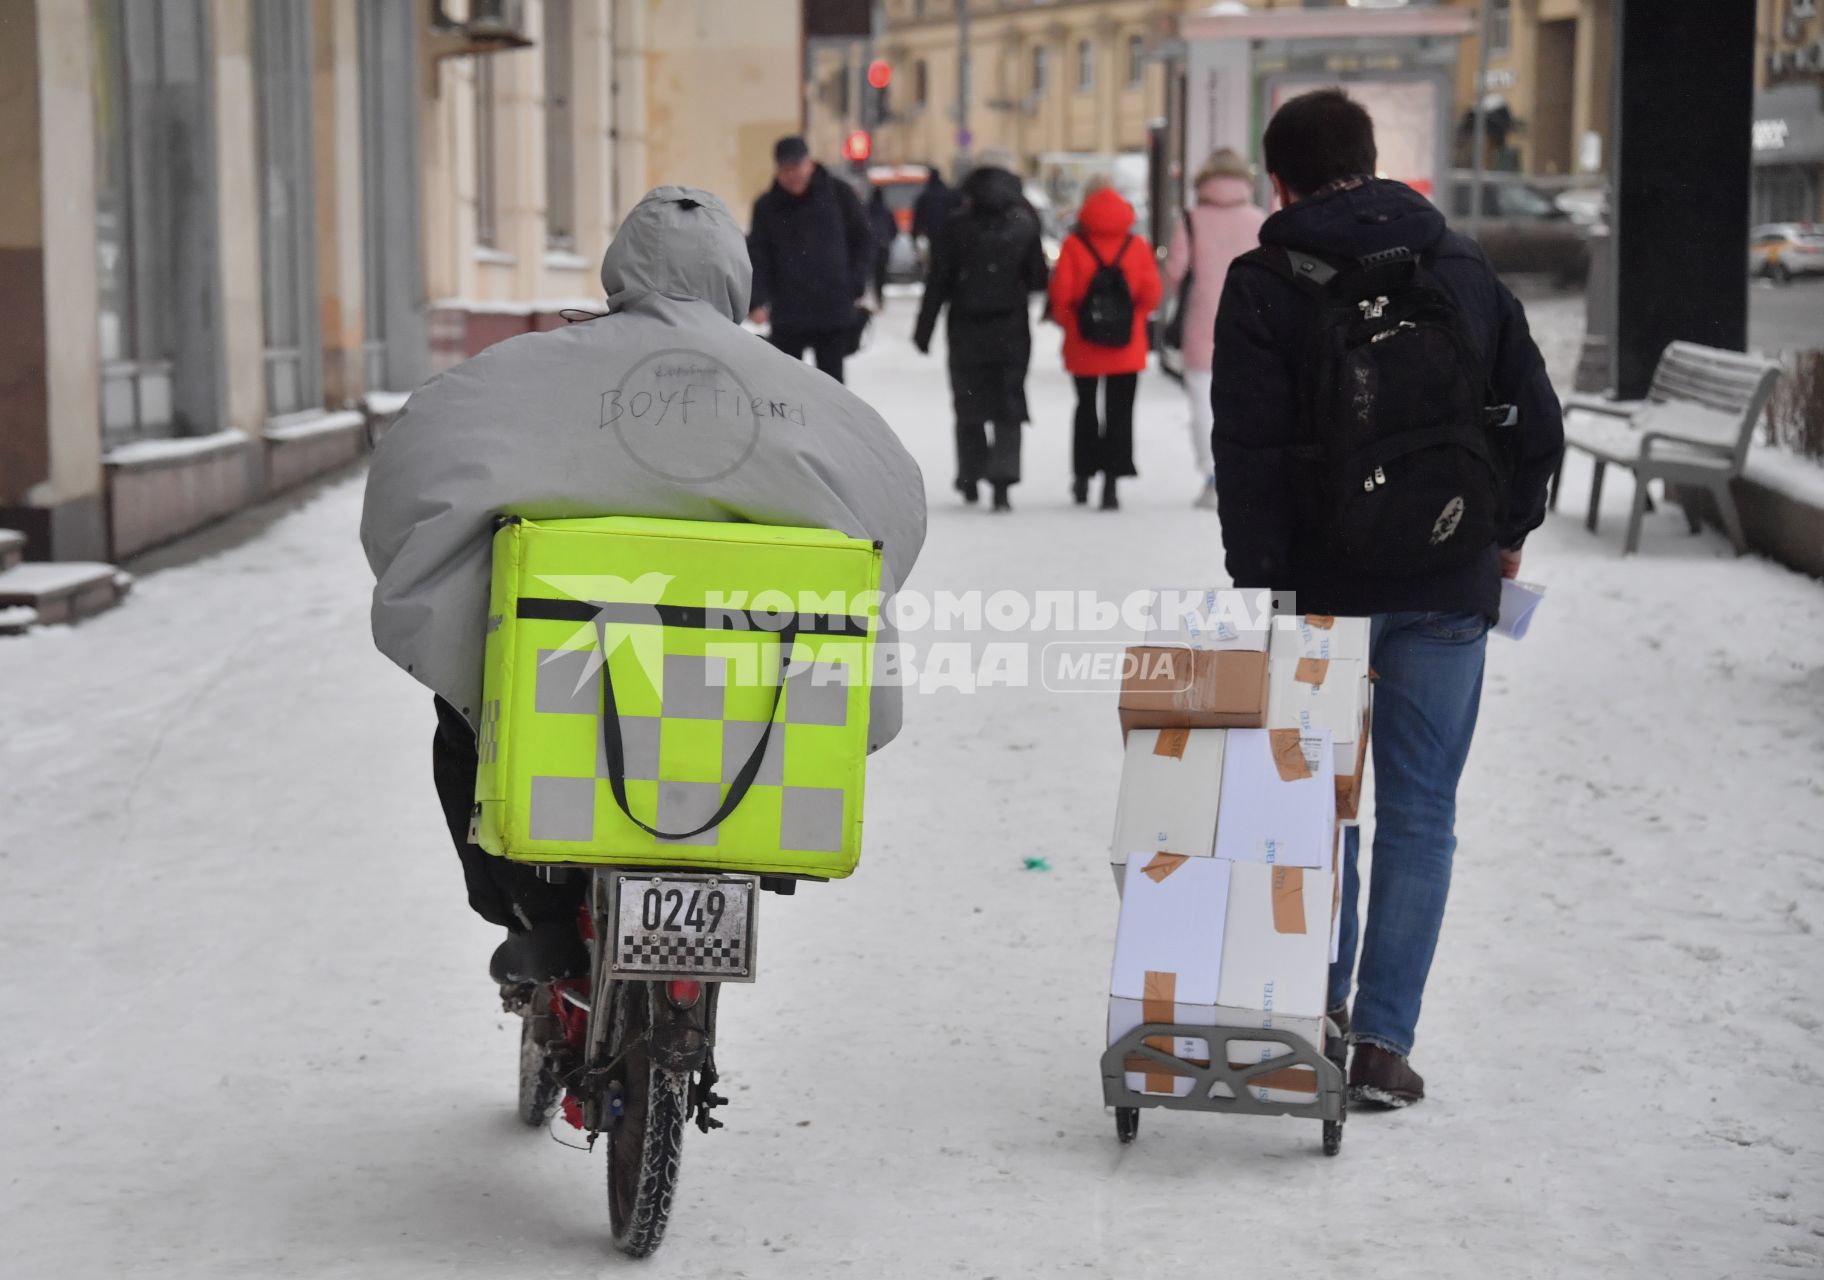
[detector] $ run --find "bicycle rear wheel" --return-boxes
[516,1001,561,1126]
[605,981,690,1258]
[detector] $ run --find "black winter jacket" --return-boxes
[913,167,1049,367]
[1210,178,1563,621]
[747,165,874,333]
[912,175,962,241]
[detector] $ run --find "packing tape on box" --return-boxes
[1271,865,1307,934]
[1228,1062,1318,1096]
[1269,728,1311,782]
[1294,657,1329,687]
[1153,727,1190,759]
[1142,969,1179,1094]
[1140,851,1189,884]
[1304,615,1335,630]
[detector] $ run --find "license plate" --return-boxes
[608,873,758,982]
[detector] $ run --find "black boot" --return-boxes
[1072,476,1089,505]
[1099,476,1119,510]
[957,478,980,505]
[991,482,1012,513]
[1349,1044,1426,1109]
[489,917,590,984]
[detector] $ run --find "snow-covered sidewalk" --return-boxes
[3,295,1821,1278]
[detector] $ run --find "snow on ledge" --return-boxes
[431,296,607,315]
[365,390,412,417]
[263,409,365,444]
[105,429,249,469]
[1744,445,1824,508]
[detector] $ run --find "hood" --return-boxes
[1078,187,1137,237]
[599,185,751,321]
[1196,175,1256,209]
[961,165,1024,214]
[1259,177,1446,261]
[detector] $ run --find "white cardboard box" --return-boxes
[1212,729,1336,868]
[1142,588,1273,652]
[1272,613,1370,662]
[1216,860,1333,1020]
[1109,728,1225,876]
[1266,648,1367,739]
[1108,851,1230,1097]
[1110,851,1230,1006]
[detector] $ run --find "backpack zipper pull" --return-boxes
[1358,295,1389,320]
[1374,465,1387,487]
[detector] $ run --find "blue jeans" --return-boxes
[1326,611,1490,1057]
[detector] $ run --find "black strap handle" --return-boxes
[596,618,797,841]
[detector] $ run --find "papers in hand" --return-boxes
[1494,578,1545,641]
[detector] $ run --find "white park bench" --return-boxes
[1550,341,1783,554]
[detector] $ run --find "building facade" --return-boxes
[846,0,1618,184]
[2,0,797,570]
[1753,0,1824,224]
[422,0,801,367]
[2,0,427,567]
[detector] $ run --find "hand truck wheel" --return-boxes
[1115,1107,1140,1144]
[1322,1119,1343,1156]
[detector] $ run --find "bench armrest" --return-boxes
[1563,393,1648,421]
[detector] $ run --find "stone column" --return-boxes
[0,0,106,560]
[311,0,368,409]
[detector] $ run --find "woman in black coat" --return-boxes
[912,166,1050,512]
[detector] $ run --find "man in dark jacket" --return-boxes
[912,165,1049,511]
[747,136,875,383]
[1211,89,1563,1108]
[911,164,962,244]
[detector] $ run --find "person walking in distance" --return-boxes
[1048,185,1161,510]
[746,136,874,383]
[866,184,898,305]
[912,164,1050,512]
[1210,89,1563,1107]
[1161,149,1266,510]
[911,164,961,260]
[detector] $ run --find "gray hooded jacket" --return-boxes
[361,187,926,747]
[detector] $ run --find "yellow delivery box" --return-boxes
[473,515,883,877]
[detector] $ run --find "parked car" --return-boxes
[1447,171,1590,286]
[866,165,930,283]
[1749,223,1824,285]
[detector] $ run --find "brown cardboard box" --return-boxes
[1117,645,1269,735]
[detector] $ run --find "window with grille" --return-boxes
[255,0,323,417]
[544,0,574,249]
[1127,34,1144,89]
[475,56,499,247]
[1076,39,1094,94]
[92,0,218,443]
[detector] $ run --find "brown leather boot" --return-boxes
[1349,1044,1425,1109]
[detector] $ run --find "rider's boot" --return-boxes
[490,917,591,984]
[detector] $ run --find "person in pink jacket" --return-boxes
[1162,149,1267,509]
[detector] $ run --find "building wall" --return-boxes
[643,0,801,216]
[866,0,1171,178]
[421,0,799,370]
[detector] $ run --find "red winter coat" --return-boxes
[1048,188,1163,377]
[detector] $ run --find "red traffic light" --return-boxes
[843,129,873,163]
[867,59,892,90]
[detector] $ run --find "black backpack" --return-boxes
[1075,233,1135,347]
[1243,243,1517,577]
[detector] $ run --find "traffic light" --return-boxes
[866,59,892,91]
[843,129,873,164]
